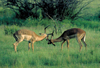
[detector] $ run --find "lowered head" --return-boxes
[47,39,56,46]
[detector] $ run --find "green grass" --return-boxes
[0,0,100,67]
[0,25,100,68]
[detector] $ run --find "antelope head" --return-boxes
[46,30,56,46]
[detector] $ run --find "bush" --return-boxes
[24,18,54,27]
[4,25,20,35]
[73,19,100,30]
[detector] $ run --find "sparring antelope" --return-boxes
[13,26,49,52]
[47,28,87,51]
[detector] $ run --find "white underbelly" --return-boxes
[22,35,33,41]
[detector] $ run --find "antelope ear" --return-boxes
[39,33,44,35]
[39,33,42,35]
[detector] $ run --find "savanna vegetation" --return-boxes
[0,0,100,68]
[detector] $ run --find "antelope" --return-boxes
[13,26,49,52]
[47,28,87,51]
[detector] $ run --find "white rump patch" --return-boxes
[84,35,86,41]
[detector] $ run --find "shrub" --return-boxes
[4,25,20,35]
[73,19,100,30]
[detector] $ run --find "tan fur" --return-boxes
[13,29,47,52]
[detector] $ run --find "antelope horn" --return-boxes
[44,25,50,33]
[51,30,54,39]
[47,30,54,36]
[46,30,54,40]
[54,25,57,34]
[47,30,54,39]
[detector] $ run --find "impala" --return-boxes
[47,28,87,51]
[13,26,49,52]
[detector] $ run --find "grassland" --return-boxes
[0,0,100,68]
[0,25,100,68]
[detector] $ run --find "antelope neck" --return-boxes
[36,34,47,41]
[51,37,63,43]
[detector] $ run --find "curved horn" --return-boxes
[54,25,57,34]
[44,25,50,33]
[46,30,54,40]
[51,30,54,39]
[47,30,54,38]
